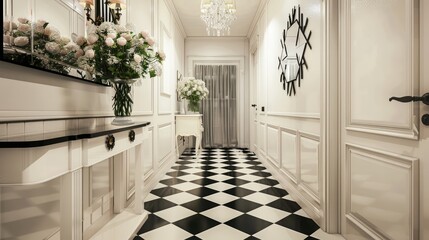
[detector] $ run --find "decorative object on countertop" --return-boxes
[177,77,209,114]
[278,5,312,96]
[83,21,165,124]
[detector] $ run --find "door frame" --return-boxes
[250,36,259,152]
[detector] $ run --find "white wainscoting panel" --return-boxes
[280,129,297,181]
[299,134,320,201]
[346,0,417,137]
[266,125,279,165]
[157,124,172,163]
[345,144,418,240]
[258,123,266,154]
[143,127,154,177]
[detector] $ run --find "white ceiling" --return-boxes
[171,0,262,37]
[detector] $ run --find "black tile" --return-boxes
[245,156,258,160]
[166,171,190,177]
[255,178,279,186]
[267,199,301,213]
[201,156,217,160]
[150,186,183,197]
[172,165,192,171]
[159,178,186,186]
[222,165,242,170]
[185,237,203,240]
[202,160,218,165]
[144,198,177,213]
[248,165,266,171]
[173,214,220,235]
[221,156,238,160]
[191,178,218,186]
[223,187,255,197]
[223,178,250,186]
[137,214,169,234]
[250,171,272,178]
[224,199,263,213]
[222,171,246,178]
[305,237,319,240]
[133,236,144,240]
[276,214,320,235]
[200,165,217,171]
[178,160,195,165]
[187,187,218,197]
[225,214,272,235]
[260,187,288,197]
[244,237,261,240]
[194,171,217,177]
[181,198,219,213]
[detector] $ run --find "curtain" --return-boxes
[195,65,238,148]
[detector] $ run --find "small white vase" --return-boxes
[111,116,133,125]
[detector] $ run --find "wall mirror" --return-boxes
[278,5,312,96]
[1,0,116,86]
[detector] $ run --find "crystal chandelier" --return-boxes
[201,0,237,36]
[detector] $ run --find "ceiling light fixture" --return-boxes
[200,0,237,36]
[79,0,126,25]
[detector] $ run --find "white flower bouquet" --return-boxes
[177,77,209,112]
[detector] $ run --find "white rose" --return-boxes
[17,18,29,24]
[116,37,127,46]
[36,19,47,27]
[75,49,84,58]
[139,38,145,45]
[75,36,86,46]
[107,31,117,39]
[49,33,61,42]
[3,21,17,32]
[64,42,79,51]
[17,24,31,33]
[87,34,99,44]
[196,91,200,95]
[158,51,166,60]
[121,33,132,41]
[146,37,155,46]
[105,37,114,47]
[59,36,71,45]
[140,30,150,39]
[187,91,192,96]
[13,36,29,47]
[44,26,59,36]
[85,49,95,59]
[45,42,60,54]
[134,54,142,63]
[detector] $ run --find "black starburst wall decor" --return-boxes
[278,5,312,96]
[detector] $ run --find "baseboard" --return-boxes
[143,153,177,199]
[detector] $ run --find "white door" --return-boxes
[250,48,259,152]
[340,0,428,239]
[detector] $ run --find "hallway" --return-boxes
[136,148,342,240]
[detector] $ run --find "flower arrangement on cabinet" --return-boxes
[177,77,209,113]
[81,21,165,118]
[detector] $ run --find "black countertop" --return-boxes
[0,122,150,148]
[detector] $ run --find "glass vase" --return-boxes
[187,100,200,114]
[110,79,137,125]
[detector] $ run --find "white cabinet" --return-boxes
[175,114,203,156]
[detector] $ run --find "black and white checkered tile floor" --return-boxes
[135,148,327,240]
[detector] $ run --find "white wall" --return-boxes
[249,0,325,225]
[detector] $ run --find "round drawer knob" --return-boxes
[105,135,115,150]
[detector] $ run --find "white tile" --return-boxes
[243,192,278,205]
[164,192,199,205]
[155,206,195,223]
[197,224,249,240]
[211,163,229,168]
[171,182,200,192]
[247,206,290,223]
[235,163,254,168]
[283,195,295,201]
[294,209,310,218]
[237,175,263,182]
[200,206,243,223]
[240,182,270,191]
[181,168,204,174]
[236,168,257,174]
[141,224,192,240]
[206,182,235,192]
[254,224,307,240]
[207,174,233,182]
[161,175,173,180]
[177,174,202,182]
[144,193,160,202]
[203,192,239,205]
[311,229,346,240]
[208,168,230,174]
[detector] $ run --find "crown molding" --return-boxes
[163,0,187,38]
[247,0,268,38]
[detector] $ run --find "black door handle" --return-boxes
[389,93,429,105]
[251,104,257,107]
